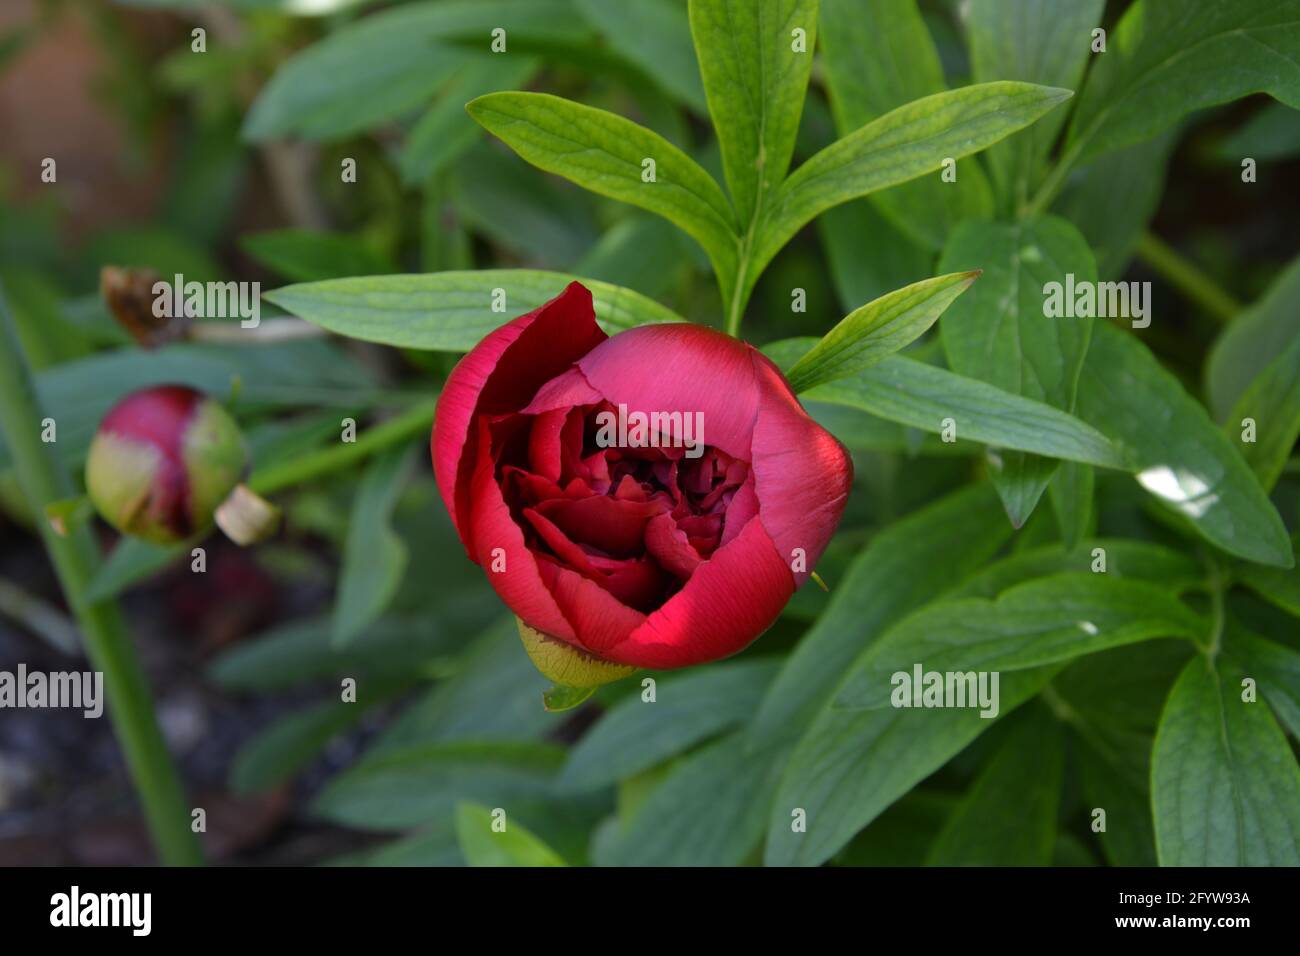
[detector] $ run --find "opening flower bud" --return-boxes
[85,385,248,545]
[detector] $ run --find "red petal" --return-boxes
[467,420,576,641]
[603,517,794,668]
[432,282,605,554]
[536,559,646,654]
[644,512,702,580]
[577,324,760,460]
[535,494,667,557]
[748,351,853,586]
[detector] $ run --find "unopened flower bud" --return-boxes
[85,385,248,545]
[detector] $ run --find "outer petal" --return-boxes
[576,324,760,460]
[601,517,794,669]
[467,420,577,642]
[749,350,853,587]
[432,282,606,553]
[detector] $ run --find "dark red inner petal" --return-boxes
[488,396,757,613]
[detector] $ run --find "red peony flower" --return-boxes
[432,282,852,679]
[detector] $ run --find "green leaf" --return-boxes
[939,216,1098,526]
[455,802,568,866]
[819,0,993,250]
[1216,101,1300,163]
[466,92,739,291]
[1151,654,1300,865]
[1237,533,1300,619]
[561,658,779,791]
[312,740,564,831]
[230,699,375,795]
[1065,0,1300,168]
[1077,322,1293,568]
[1053,133,1176,278]
[1074,725,1158,867]
[600,734,788,866]
[576,0,706,113]
[1224,621,1300,739]
[332,447,413,646]
[241,229,396,283]
[952,539,1202,600]
[836,575,1204,710]
[242,0,582,141]
[764,667,1057,866]
[0,338,380,470]
[754,82,1074,288]
[926,711,1064,866]
[371,617,552,750]
[1207,253,1300,418]
[817,200,930,315]
[574,216,696,301]
[1049,461,1094,551]
[966,0,1104,211]
[1225,333,1300,491]
[750,483,1014,747]
[785,271,978,393]
[398,55,541,186]
[764,342,1127,470]
[448,144,599,268]
[688,0,816,227]
[264,271,683,352]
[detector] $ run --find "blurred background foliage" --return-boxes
[0,0,1297,866]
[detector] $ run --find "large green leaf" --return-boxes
[952,539,1202,600]
[455,802,568,866]
[600,734,788,866]
[1151,654,1300,865]
[750,483,1014,747]
[939,215,1097,526]
[763,667,1057,866]
[577,0,706,113]
[312,740,564,831]
[1077,322,1293,568]
[466,92,739,291]
[332,447,413,646]
[836,575,1205,709]
[753,82,1073,290]
[785,271,977,392]
[688,0,817,227]
[765,340,1126,469]
[926,712,1064,866]
[1206,253,1300,418]
[561,658,779,791]
[242,0,581,141]
[1065,0,1300,168]
[264,271,682,352]
[966,0,1104,211]
[820,0,992,249]
[230,698,378,794]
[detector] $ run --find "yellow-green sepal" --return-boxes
[516,618,637,702]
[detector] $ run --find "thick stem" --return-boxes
[1135,233,1242,324]
[0,288,204,866]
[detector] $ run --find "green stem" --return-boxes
[250,396,439,496]
[1135,232,1242,324]
[0,288,203,865]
